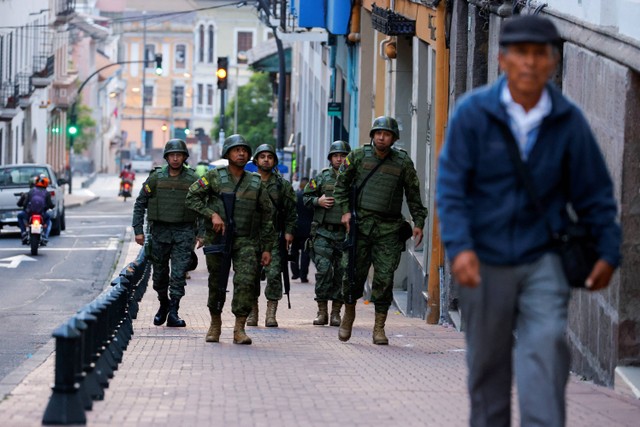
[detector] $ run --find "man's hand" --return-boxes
[261,251,272,267]
[135,234,145,246]
[318,194,335,209]
[452,250,481,288]
[585,259,615,291]
[195,237,204,249]
[341,212,351,233]
[413,227,424,247]
[211,212,225,234]
[285,233,294,250]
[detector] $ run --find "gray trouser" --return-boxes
[460,253,571,427]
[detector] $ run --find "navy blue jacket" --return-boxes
[436,77,621,267]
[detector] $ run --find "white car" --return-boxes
[0,164,67,236]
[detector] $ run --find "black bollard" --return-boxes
[67,317,92,412]
[75,310,103,403]
[42,322,86,425]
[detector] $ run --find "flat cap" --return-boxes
[499,15,561,46]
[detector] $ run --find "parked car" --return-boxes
[0,164,67,236]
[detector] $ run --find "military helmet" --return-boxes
[327,140,351,161]
[163,139,189,159]
[221,134,252,159]
[369,116,400,140]
[252,144,278,165]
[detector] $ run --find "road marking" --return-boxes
[40,279,73,282]
[58,234,124,238]
[0,255,37,268]
[65,215,132,219]
[0,246,118,252]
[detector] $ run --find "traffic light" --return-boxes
[68,113,78,136]
[154,53,163,76]
[217,56,228,90]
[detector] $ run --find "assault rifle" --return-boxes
[202,192,236,312]
[343,185,358,305]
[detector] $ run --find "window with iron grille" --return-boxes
[143,85,153,106]
[144,44,155,69]
[175,44,186,69]
[173,86,185,107]
[208,25,214,63]
[237,31,253,64]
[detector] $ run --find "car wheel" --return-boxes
[60,208,66,231]
[50,213,61,236]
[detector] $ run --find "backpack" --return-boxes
[27,189,47,214]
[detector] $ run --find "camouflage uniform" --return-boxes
[261,173,297,302]
[132,163,200,325]
[304,168,346,303]
[334,144,427,312]
[185,166,275,317]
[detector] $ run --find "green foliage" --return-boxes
[66,103,96,154]
[211,72,276,153]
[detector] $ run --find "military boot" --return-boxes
[205,313,222,343]
[329,301,343,327]
[153,295,170,326]
[246,302,259,326]
[265,300,278,327]
[233,316,252,345]
[338,303,357,342]
[313,301,329,325]
[372,312,389,345]
[166,297,186,327]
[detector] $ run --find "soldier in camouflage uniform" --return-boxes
[247,144,297,328]
[132,139,202,327]
[303,140,351,327]
[185,135,275,345]
[334,116,428,345]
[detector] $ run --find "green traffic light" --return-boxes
[68,125,78,136]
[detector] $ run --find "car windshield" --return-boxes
[0,166,50,187]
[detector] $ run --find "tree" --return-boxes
[211,71,275,153]
[66,102,96,154]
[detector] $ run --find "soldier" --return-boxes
[334,116,428,345]
[247,144,297,328]
[185,135,274,345]
[132,139,202,327]
[303,141,351,327]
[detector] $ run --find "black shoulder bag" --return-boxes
[501,126,598,288]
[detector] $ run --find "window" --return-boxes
[175,44,186,69]
[197,84,204,106]
[237,31,253,64]
[143,85,153,106]
[207,84,213,106]
[198,25,204,63]
[144,44,155,69]
[208,25,214,63]
[173,86,185,108]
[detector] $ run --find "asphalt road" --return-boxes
[0,176,132,384]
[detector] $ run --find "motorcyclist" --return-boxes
[119,163,136,195]
[17,174,54,245]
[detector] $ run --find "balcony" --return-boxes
[0,83,19,121]
[53,0,77,26]
[52,73,78,110]
[16,73,34,109]
[32,55,55,88]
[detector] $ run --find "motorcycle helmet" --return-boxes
[35,174,49,188]
[252,144,278,166]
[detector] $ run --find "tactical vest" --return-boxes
[147,166,198,223]
[313,168,343,225]
[215,167,262,236]
[357,145,406,216]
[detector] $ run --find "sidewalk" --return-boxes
[1,237,639,426]
[64,174,100,209]
[0,176,639,425]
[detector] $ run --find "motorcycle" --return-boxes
[119,179,133,201]
[27,213,46,256]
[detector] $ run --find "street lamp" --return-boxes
[161,123,167,141]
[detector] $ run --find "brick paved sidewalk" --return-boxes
[0,242,638,426]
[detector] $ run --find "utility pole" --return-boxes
[141,11,147,156]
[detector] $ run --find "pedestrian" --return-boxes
[186,135,275,345]
[436,15,621,427]
[291,177,312,283]
[17,174,54,246]
[334,119,428,344]
[246,144,297,328]
[132,139,202,328]
[303,141,352,327]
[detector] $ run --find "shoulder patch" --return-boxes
[144,183,152,194]
[309,179,317,190]
[197,176,209,188]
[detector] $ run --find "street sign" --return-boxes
[328,102,342,117]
